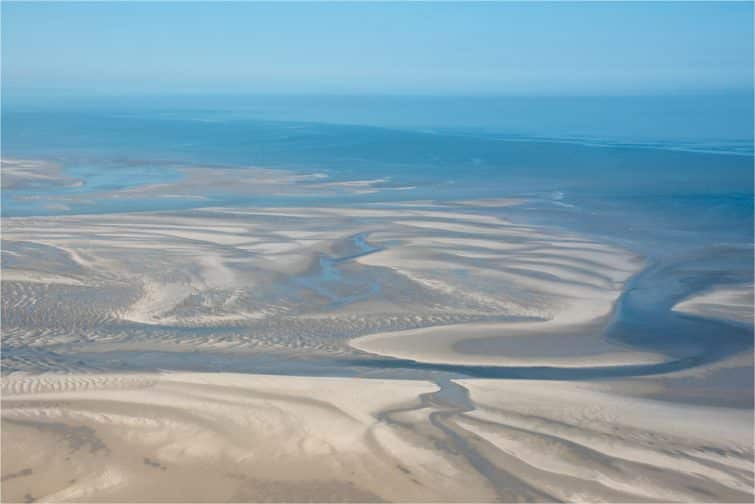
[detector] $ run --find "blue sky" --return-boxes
[2,2,753,96]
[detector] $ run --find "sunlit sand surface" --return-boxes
[3,201,657,370]
[455,379,754,502]
[2,372,752,502]
[2,373,492,503]
[673,283,754,326]
[2,197,752,502]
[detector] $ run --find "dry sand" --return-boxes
[454,378,754,502]
[673,283,754,326]
[3,195,752,502]
[348,213,661,367]
[3,201,661,371]
[2,372,495,503]
[3,372,752,502]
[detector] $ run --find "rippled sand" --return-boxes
[456,378,754,502]
[2,372,752,502]
[3,202,657,371]
[2,373,493,502]
[2,198,753,502]
[673,283,754,326]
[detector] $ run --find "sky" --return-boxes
[2,2,753,96]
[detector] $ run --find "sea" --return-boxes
[2,92,753,390]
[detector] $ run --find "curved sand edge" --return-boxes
[3,372,751,503]
[4,201,662,371]
[453,378,753,502]
[349,318,668,368]
[2,372,497,503]
[673,283,754,326]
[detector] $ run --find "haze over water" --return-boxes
[3,93,753,212]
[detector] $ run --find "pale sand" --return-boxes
[350,321,666,367]
[349,219,661,366]
[2,196,753,502]
[673,283,754,326]
[3,372,751,502]
[454,378,754,502]
[1,372,495,503]
[3,202,662,370]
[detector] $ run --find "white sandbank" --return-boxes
[350,320,666,367]
[2,372,495,503]
[4,201,665,368]
[673,283,754,326]
[4,372,750,502]
[454,378,754,502]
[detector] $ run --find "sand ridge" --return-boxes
[1,372,495,502]
[454,378,754,502]
[673,283,754,326]
[2,372,752,502]
[2,197,753,502]
[3,200,660,371]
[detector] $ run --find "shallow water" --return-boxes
[3,95,753,215]
[2,94,752,391]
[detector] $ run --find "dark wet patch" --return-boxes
[143,457,167,470]
[396,464,411,474]
[687,485,717,497]
[699,446,728,457]
[4,418,108,454]
[227,474,384,502]
[0,468,33,482]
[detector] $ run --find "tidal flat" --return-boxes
[2,192,753,502]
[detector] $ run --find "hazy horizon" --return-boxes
[3,2,753,96]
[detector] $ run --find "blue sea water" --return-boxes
[3,93,752,270]
[3,93,753,214]
[1,93,753,390]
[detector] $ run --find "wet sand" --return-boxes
[2,196,753,502]
[1,159,82,191]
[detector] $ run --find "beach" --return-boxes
[3,371,752,502]
[3,373,491,503]
[2,189,753,501]
[3,200,657,370]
